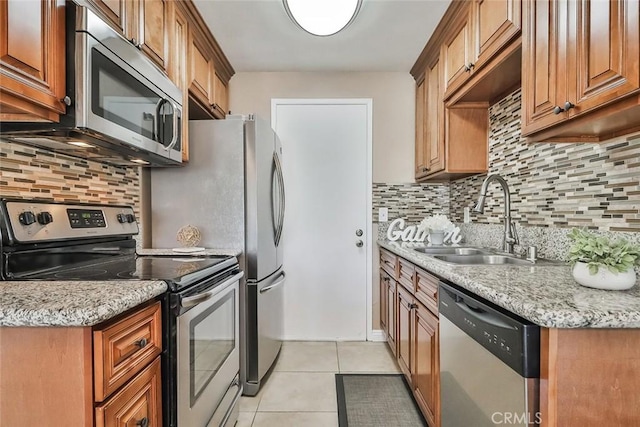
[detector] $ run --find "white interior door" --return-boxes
[272,99,372,341]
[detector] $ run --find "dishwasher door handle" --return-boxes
[455,300,514,330]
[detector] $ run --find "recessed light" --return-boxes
[130,159,149,165]
[283,0,363,37]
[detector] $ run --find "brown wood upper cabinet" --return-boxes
[168,0,190,161]
[442,0,521,100]
[0,0,66,122]
[522,0,640,142]
[185,3,231,120]
[88,0,169,71]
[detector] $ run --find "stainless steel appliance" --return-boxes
[0,199,243,427]
[439,282,540,427]
[0,2,182,167]
[149,115,285,396]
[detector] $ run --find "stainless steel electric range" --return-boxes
[0,198,243,427]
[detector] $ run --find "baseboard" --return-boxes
[369,329,386,342]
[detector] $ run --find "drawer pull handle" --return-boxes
[136,417,149,427]
[135,338,148,348]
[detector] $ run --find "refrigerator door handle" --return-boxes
[259,271,286,293]
[273,151,285,247]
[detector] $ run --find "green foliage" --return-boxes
[568,228,640,274]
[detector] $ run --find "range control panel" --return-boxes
[2,200,139,243]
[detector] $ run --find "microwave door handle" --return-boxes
[163,100,180,151]
[154,98,166,141]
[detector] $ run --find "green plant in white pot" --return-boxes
[568,228,640,290]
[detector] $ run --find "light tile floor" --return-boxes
[237,341,401,427]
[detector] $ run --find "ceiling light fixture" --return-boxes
[283,0,363,37]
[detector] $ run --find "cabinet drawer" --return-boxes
[398,258,416,292]
[415,268,439,316]
[380,249,397,278]
[94,302,162,402]
[95,356,162,427]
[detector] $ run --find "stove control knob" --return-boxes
[37,211,53,225]
[117,213,127,224]
[126,213,136,223]
[18,211,36,226]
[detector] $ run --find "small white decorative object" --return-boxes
[572,262,636,290]
[419,214,455,246]
[176,225,202,247]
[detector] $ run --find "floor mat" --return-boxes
[335,373,428,427]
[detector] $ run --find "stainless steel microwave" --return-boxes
[0,3,183,167]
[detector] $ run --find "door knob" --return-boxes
[356,240,363,247]
[355,229,363,236]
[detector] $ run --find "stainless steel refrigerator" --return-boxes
[149,115,285,396]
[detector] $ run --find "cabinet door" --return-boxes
[521,0,567,135]
[387,280,397,356]
[137,0,167,70]
[212,72,228,119]
[188,26,214,111]
[442,7,473,98]
[168,1,189,162]
[472,0,521,69]
[0,0,66,122]
[425,57,445,174]
[569,0,640,116]
[380,270,389,335]
[415,79,428,179]
[413,304,439,427]
[95,357,162,427]
[397,286,413,380]
[88,0,126,34]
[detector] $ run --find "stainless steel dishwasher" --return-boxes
[439,282,541,427]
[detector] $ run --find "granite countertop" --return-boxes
[137,248,243,257]
[378,240,640,328]
[0,280,167,327]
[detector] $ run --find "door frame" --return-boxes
[271,98,374,341]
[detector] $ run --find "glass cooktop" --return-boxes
[14,255,237,291]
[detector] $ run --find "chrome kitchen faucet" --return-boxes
[473,174,519,254]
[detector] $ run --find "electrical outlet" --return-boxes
[464,207,471,223]
[378,207,389,223]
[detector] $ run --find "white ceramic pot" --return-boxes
[429,231,445,245]
[572,262,636,290]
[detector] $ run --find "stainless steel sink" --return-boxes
[430,254,535,265]
[413,247,491,256]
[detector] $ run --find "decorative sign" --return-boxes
[386,218,427,242]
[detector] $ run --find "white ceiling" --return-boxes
[193,0,452,72]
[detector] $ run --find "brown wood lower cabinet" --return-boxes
[380,248,440,426]
[0,301,162,427]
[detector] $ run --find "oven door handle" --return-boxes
[181,271,244,308]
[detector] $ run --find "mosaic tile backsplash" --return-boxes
[0,144,140,212]
[375,89,640,235]
[373,183,449,223]
[451,89,640,232]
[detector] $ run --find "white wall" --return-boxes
[229,72,415,334]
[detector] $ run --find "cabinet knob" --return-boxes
[61,96,72,106]
[356,240,364,248]
[355,229,363,237]
[136,418,149,427]
[383,277,390,282]
[409,303,419,310]
[135,338,148,348]
[554,102,575,115]
[464,62,475,72]
[422,166,429,172]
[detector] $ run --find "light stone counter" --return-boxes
[137,248,242,257]
[378,240,640,328]
[0,280,167,327]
